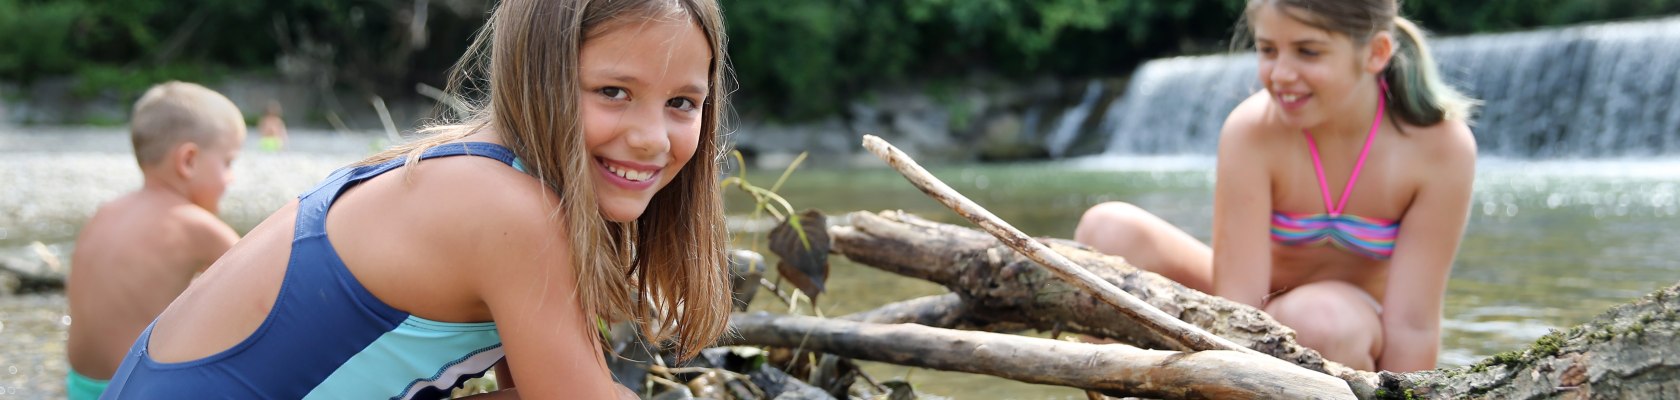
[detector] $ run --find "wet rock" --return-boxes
[976,113,1049,162]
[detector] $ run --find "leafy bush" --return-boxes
[0,0,86,81]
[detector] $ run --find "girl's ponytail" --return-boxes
[1384,16,1478,126]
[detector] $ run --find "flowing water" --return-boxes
[1091,17,1680,158]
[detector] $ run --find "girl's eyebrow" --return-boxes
[1254,38,1329,46]
[589,71,709,97]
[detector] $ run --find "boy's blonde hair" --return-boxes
[130,81,247,167]
[362,0,731,360]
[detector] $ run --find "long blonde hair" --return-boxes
[360,0,731,360]
[1240,0,1478,127]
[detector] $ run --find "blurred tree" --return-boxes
[0,0,87,82]
[0,0,1675,121]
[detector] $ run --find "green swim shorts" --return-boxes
[260,136,284,152]
[66,368,109,400]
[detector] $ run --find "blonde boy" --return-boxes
[65,81,244,400]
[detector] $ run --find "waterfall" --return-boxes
[1097,17,1680,158]
[1099,54,1254,155]
[1044,80,1105,158]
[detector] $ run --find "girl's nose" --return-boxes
[1269,60,1299,85]
[622,102,670,156]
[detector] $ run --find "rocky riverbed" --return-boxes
[0,293,68,400]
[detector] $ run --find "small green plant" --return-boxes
[718,151,830,313]
[720,150,812,252]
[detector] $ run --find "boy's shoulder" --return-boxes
[86,190,237,264]
[105,189,226,226]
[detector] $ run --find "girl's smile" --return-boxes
[595,156,661,190]
[1272,88,1313,112]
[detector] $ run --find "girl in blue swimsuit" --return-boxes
[102,0,732,398]
[1076,0,1477,372]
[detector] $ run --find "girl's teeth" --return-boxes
[607,164,653,182]
[1282,94,1300,102]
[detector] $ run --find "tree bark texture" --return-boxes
[829,210,1378,390]
[1386,284,1680,399]
[860,135,1258,355]
[726,312,1356,399]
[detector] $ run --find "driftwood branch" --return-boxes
[837,293,965,326]
[830,211,1362,374]
[827,209,1680,399]
[836,293,1026,333]
[726,312,1354,399]
[860,135,1255,356]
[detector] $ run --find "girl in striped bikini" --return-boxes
[1075,0,1477,372]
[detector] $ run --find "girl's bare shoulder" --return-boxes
[395,152,569,258]
[1220,92,1293,150]
[1402,118,1477,167]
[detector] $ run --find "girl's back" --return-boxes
[106,141,610,398]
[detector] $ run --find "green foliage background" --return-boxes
[2,0,1676,119]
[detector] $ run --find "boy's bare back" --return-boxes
[64,81,245,384]
[66,188,237,378]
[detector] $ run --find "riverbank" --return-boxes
[0,293,68,400]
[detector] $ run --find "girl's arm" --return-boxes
[1378,122,1476,372]
[471,189,634,399]
[1212,96,1276,307]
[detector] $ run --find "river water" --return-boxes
[4,128,1679,399]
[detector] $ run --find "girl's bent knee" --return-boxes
[1077,202,1143,234]
[1084,202,1145,221]
[1075,202,1145,249]
[1264,281,1381,367]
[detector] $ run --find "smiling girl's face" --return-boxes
[1253,4,1375,130]
[578,15,711,222]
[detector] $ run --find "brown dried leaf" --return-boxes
[769,209,830,302]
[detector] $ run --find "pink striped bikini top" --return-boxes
[1269,82,1400,260]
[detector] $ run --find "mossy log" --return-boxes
[825,210,1680,399]
[1391,286,1680,399]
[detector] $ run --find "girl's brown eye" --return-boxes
[599,87,629,101]
[667,97,698,112]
